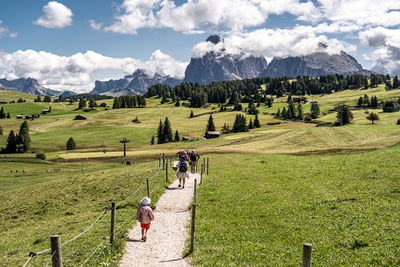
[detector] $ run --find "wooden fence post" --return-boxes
[194,179,197,204]
[302,243,312,267]
[147,178,150,198]
[200,164,203,184]
[207,157,209,175]
[190,203,196,253]
[110,202,116,244]
[162,153,165,170]
[158,154,161,167]
[50,235,62,267]
[166,162,169,182]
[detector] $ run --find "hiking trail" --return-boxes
[120,172,200,267]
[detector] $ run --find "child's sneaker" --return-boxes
[178,184,181,187]
[143,236,147,242]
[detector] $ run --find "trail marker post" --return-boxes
[302,243,312,267]
[110,202,116,244]
[119,137,130,158]
[50,235,62,267]
[147,178,150,198]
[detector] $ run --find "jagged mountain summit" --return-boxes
[184,35,268,84]
[0,77,61,96]
[262,45,373,78]
[90,69,182,96]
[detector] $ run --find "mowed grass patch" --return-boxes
[192,150,400,266]
[0,160,168,266]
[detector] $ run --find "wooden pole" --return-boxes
[194,179,197,204]
[50,235,62,267]
[200,164,203,184]
[158,154,161,167]
[147,178,150,198]
[207,157,209,175]
[190,203,196,253]
[162,153,165,170]
[203,158,205,169]
[302,243,312,267]
[166,162,169,182]
[110,202,116,244]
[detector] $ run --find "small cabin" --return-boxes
[292,96,307,103]
[41,109,50,114]
[25,115,33,120]
[16,114,23,119]
[0,100,7,104]
[205,131,221,139]
[182,136,191,141]
[74,114,87,120]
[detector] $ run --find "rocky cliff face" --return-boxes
[90,69,182,95]
[184,36,268,84]
[0,77,61,96]
[262,51,373,78]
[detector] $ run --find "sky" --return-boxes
[0,0,400,92]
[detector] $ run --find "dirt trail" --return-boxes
[120,172,200,267]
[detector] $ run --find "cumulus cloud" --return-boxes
[34,1,73,29]
[104,0,320,34]
[359,27,400,75]
[89,20,103,30]
[0,50,187,92]
[0,20,17,39]
[192,26,356,59]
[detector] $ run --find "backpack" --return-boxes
[190,153,197,161]
[179,160,188,172]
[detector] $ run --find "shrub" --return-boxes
[397,119,400,125]
[36,152,46,160]
[66,137,76,150]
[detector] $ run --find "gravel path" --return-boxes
[120,172,200,267]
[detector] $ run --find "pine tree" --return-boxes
[190,110,194,118]
[175,99,180,106]
[357,96,363,107]
[370,95,378,108]
[336,105,353,125]
[89,99,98,109]
[6,130,17,153]
[157,120,164,144]
[205,114,216,137]
[275,108,281,118]
[297,104,304,120]
[151,136,155,145]
[287,100,296,119]
[248,118,254,129]
[281,107,287,119]
[18,121,31,152]
[163,117,173,143]
[161,95,168,104]
[254,114,261,128]
[66,137,76,150]
[174,130,180,142]
[393,76,400,89]
[310,102,320,118]
[0,107,5,119]
[78,99,86,109]
[6,112,10,119]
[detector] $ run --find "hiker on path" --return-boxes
[176,155,189,189]
[137,197,154,242]
[189,150,200,173]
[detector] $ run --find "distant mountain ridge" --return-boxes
[90,69,182,96]
[0,77,62,96]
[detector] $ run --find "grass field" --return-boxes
[192,149,400,266]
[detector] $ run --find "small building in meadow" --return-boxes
[41,109,50,114]
[74,114,87,120]
[292,96,307,103]
[0,100,7,104]
[182,136,191,141]
[205,131,221,139]
[25,115,33,120]
[16,114,23,119]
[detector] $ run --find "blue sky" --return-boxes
[0,0,399,92]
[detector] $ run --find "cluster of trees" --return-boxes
[146,74,388,108]
[112,95,146,109]
[275,101,304,121]
[386,76,400,90]
[382,100,400,112]
[335,105,353,125]
[1,121,31,153]
[0,107,10,119]
[34,95,52,102]
[77,98,99,110]
[357,95,378,108]
[156,117,179,144]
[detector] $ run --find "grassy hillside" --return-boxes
[192,149,400,266]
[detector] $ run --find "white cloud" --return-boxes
[0,50,187,92]
[192,26,356,59]
[89,20,103,30]
[0,20,17,39]
[318,0,400,27]
[34,1,73,29]
[104,0,320,34]
[359,27,400,75]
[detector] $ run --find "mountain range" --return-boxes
[0,35,375,96]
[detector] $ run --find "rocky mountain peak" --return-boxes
[206,35,222,44]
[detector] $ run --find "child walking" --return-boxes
[136,197,154,242]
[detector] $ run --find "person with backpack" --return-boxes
[176,155,189,188]
[190,150,200,173]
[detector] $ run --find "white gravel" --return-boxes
[120,173,200,267]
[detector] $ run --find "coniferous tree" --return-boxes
[157,120,164,144]
[393,76,400,89]
[205,115,216,137]
[254,114,261,128]
[161,95,168,104]
[0,107,5,119]
[151,136,155,145]
[336,105,353,125]
[297,104,304,120]
[88,99,98,109]
[190,110,194,118]
[44,95,51,102]
[248,118,254,129]
[66,137,76,150]
[174,130,180,142]
[6,130,17,153]
[357,96,363,107]
[281,107,287,118]
[163,117,173,143]
[310,102,320,118]
[370,95,378,108]
[275,108,281,118]
[78,98,86,109]
[287,100,296,119]
[6,112,10,119]
[397,119,400,125]
[175,99,180,106]
[232,114,248,132]
[18,121,30,152]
